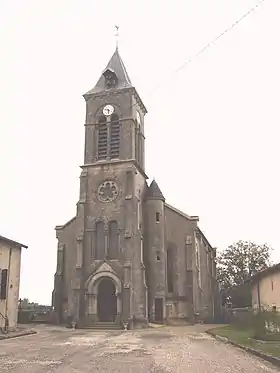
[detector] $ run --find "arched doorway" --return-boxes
[97,278,117,322]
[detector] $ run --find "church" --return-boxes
[52,46,218,328]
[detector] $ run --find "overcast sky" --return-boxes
[0,0,279,305]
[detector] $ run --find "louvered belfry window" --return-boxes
[97,115,108,160]
[110,114,120,158]
[97,114,120,160]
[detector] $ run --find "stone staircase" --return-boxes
[81,322,123,330]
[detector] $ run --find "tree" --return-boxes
[217,240,273,292]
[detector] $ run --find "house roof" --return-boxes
[247,263,280,284]
[0,235,28,249]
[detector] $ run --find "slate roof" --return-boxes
[84,47,132,97]
[0,235,28,249]
[146,179,165,201]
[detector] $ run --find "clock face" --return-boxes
[103,104,114,116]
[136,111,141,125]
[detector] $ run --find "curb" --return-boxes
[206,329,280,369]
[0,330,37,341]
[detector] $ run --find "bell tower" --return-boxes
[76,47,149,327]
[83,47,147,171]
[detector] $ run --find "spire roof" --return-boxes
[146,179,165,201]
[84,48,132,97]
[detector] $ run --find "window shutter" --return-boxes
[0,269,8,300]
[110,114,120,159]
[97,125,108,160]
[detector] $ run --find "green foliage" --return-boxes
[217,240,272,291]
[229,309,254,329]
[252,310,280,341]
[211,324,280,357]
[223,282,252,307]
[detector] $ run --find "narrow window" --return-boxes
[97,115,108,160]
[208,253,212,275]
[137,200,141,229]
[140,238,144,263]
[95,221,105,260]
[156,251,161,261]
[108,221,119,259]
[167,247,174,293]
[125,171,133,196]
[271,280,274,291]
[0,269,8,300]
[156,212,160,222]
[137,132,141,165]
[110,114,120,159]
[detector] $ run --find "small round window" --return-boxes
[97,180,119,202]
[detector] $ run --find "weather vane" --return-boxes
[115,25,119,49]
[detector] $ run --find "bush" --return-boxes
[251,310,280,340]
[256,332,280,341]
[228,308,254,329]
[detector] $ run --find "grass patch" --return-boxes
[210,325,280,358]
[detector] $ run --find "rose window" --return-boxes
[97,180,118,202]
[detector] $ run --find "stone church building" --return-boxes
[52,47,218,328]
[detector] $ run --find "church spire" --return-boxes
[84,46,132,98]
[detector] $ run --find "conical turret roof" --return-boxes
[146,179,165,201]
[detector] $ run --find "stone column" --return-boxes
[122,262,131,323]
[115,292,122,323]
[76,234,83,268]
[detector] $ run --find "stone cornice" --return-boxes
[83,87,147,114]
[80,159,148,179]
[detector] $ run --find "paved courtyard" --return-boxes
[0,324,278,372]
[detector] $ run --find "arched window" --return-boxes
[97,115,108,160]
[167,246,174,293]
[95,221,105,260]
[110,114,120,159]
[108,221,119,259]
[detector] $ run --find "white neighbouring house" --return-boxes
[0,235,27,331]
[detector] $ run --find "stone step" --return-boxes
[81,322,123,330]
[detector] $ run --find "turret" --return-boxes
[144,179,166,323]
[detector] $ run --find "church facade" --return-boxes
[52,47,218,328]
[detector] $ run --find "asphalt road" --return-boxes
[0,324,278,372]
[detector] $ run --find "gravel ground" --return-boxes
[0,324,278,372]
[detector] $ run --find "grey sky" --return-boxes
[0,0,279,305]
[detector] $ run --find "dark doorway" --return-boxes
[155,298,164,323]
[97,278,117,322]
